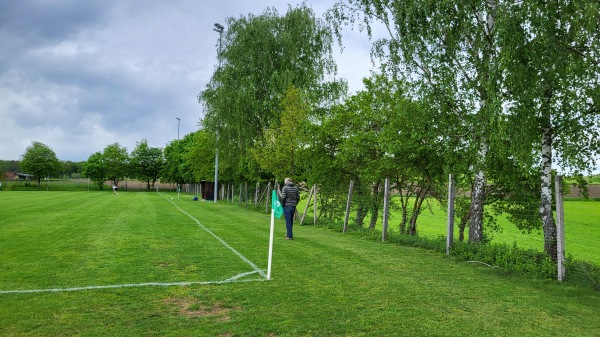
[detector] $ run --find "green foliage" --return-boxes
[183,130,216,183]
[199,3,345,181]
[102,143,129,187]
[450,241,557,279]
[161,134,196,185]
[0,160,20,172]
[61,160,83,178]
[327,0,600,255]
[81,143,130,190]
[82,152,106,190]
[130,139,164,190]
[252,85,310,180]
[19,141,62,187]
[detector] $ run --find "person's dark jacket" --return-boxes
[280,182,300,207]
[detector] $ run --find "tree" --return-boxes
[130,139,164,190]
[499,0,600,258]
[184,130,216,183]
[199,3,346,182]
[325,74,446,233]
[82,152,106,190]
[328,0,508,242]
[325,76,391,228]
[0,160,20,172]
[102,143,129,187]
[62,161,83,178]
[161,134,196,186]
[19,141,61,187]
[252,85,310,180]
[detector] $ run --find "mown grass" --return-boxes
[424,199,600,266]
[1,191,599,336]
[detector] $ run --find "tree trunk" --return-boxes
[468,141,488,243]
[396,181,409,234]
[355,183,366,227]
[399,197,408,234]
[407,184,430,235]
[458,206,471,242]
[368,181,381,230]
[540,124,557,260]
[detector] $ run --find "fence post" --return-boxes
[254,182,260,207]
[300,185,315,225]
[343,180,354,233]
[265,182,272,213]
[555,175,565,282]
[382,178,390,242]
[313,184,318,225]
[446,174,456,256]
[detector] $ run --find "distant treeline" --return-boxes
[0,159,84,178]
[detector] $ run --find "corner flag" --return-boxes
[272,190,283,218]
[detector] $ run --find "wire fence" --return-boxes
[208,176,599,287]
[0,178,176,192]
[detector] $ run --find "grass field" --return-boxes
[1,191,599,336]
[325,195,600,265]
[420,200,600,265]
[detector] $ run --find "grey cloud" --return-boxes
[0,0,374,161]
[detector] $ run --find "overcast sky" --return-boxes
[0,0,379,162]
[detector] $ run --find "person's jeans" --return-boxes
[283,205,296,238]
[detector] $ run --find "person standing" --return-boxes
[112,184,118,195]
[280,178,300,240]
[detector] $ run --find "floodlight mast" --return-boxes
[213,22,224,203]
[176,117,181,199]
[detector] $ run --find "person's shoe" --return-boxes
[285,236,293,240]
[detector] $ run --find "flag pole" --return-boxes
[267,207,275,280]
[267,189,282,280]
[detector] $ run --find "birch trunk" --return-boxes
[540,124,557,260]
[468,140,488,242]
[468,2,496,243]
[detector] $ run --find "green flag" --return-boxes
[272,190,283,219]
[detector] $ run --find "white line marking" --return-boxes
[160,193,268,279]
[0,271,266,294]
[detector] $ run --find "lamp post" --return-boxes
[176,117,181,199]
[213,22,224,203]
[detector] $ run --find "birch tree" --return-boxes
[499,0,600,258]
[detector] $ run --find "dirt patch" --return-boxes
[567,184,600,198]
[163,297,239,321]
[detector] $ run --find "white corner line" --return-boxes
[0,271,267,295]
[160,193,268,279]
